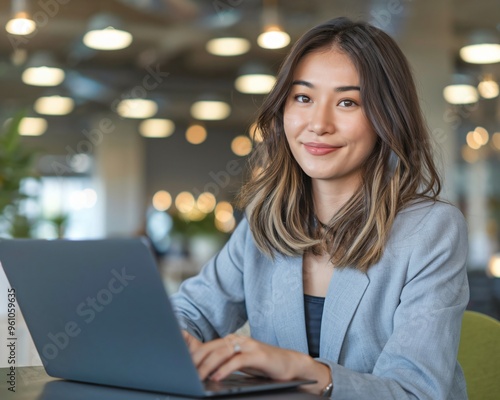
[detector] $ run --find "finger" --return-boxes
[192,338,225,366]
[193,334,242,363]
[182,331,201,352]
[197,343,236,381]
[210,353,248,381]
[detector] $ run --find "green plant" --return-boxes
[0,111,39,237]
[171,211,221,238]
[48,213,69,239]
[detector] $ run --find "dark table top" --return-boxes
[1,367,323,400]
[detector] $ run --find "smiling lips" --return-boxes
[303,142,342,155]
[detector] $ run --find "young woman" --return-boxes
[171,17,469,399]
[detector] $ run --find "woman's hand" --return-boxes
[182,330,203,352]
[189,333,332,395]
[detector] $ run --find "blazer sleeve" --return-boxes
[170,217,249,342]
[317,205,470,400]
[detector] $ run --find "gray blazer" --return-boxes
[171,200,469,399]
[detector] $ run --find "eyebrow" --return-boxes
[291,80,360,92]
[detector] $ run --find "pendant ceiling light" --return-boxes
[443,74,479,105]
[460,31,500,64]
[5,0,36,36]
[139,119,175,138]
[117,99,157,119]
[206,37,251,56]
[190,94,231,120]
[22,52,65,87]
[18,117,48,136]
[257,0,290,50]
[235,63,276,94]
[34,95,75,116]
[83,13,133,51]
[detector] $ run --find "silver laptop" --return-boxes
[0,238,315,397]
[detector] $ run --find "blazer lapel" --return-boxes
[271,254,309,354]
[320,267,370,362]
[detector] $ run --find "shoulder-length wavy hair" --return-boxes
[236,17,441,272]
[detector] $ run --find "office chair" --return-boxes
[458,310,500,400]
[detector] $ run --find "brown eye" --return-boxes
[338,99,357,107]
[295,95,311,103]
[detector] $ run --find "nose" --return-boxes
[308,102,335,135]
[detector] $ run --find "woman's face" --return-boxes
[283,49,378,191]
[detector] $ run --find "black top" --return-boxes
[303,294,325,358]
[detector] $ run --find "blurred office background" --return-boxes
[0,0,499,366]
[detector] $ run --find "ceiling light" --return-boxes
[492,132,500,151]
[23,67,65,86]
[185,124,207,145]
[22,52,65,87]
[83,13,132,51]
[34,96,74,115]
[196,192,216,213]
[206,37,251,56]
[139,119,175,138]
[231,136,252,156]
[175,192,195,214]
[117,99,157,119]
[258,0,290,50]
[214,201,235,232]
[190,101,231,120]
[257,25,290,49]
[215,215,236,232]
[461,145,479,164]
[466,131,481,150]
[474,126,489,145]
[235,74,276,94]
[215,201,233,215]
[185,207,207,222]
[5,12,36,35]
[460,44,500,64]
[18,117,47,136]
[443,75,478,104]
[152,190,172,212]
[84,27,133,50]
[443,85,478,104]
[478,75,499,99]
[488,253,500,278]
[460,31,500,64]
[6,0,36,36]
